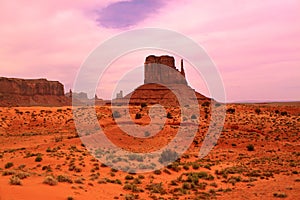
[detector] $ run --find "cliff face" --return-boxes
[0,77,64,96]
[0,77,70,106]
[144,55,187,85]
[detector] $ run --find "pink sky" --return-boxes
[0,0,299,102]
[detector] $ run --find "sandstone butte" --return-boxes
[0,55,209,107]
[113,55,209,106]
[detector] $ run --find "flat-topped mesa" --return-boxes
[0,77,70,106]
[0,77,65,96]
[144,55,187,85]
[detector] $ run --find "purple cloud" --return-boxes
[96,0,163,29]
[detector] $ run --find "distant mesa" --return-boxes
[0,77,70,107]
[113,55,209,106]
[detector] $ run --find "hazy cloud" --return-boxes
[96,0,163,28]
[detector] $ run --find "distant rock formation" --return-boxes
[113,55,209,106]
[65,90,88,101]
[116,90,123,99]
[0,77,70,107]
[144,55,187,85]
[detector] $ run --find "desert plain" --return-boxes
[0,102,299,200]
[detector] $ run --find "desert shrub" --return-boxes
[186,172,214,181]
[43,176,58,186]
[55,136,63,142]
[255,108,261,114]
[57,175,73,183]
[215,166,245,177]
[167,162,181,172]
[123,183,142,193]
[67,196,74,200]
[167,112,172,119]
[247,144,255,151]
[146,183,166,194]
[16,172,30,179]
[42,165,52,172]
[2,170,16,176]
[135,113,142,119]
[125,175,134,180]
[202,102,210,107]
[159,149,178,164]
[215,103,221,107]
[125,194,138,200]
[273,192,287,198]
[183,164,189,170]
[115,179,122,185]
[5,162,13,169]
[141,103,147,108]
[275,110,280,114]
[226,108,235,114]
[18,164,26,170]
[74,178,85,184]
[138,175,145,179]
[112,111,121,118]
[182,182,190,190]
[280,111,288,116]
[144,131,150,137]
[9,176,22,185]
[35,155,43,162]
[210,182,218,188]
[209,189,216,195]
[191,114,197,119]
[163,169,171,175]
[192,163,200,170]
[154,170,162,175]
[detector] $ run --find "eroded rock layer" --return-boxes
[0,77,70,106]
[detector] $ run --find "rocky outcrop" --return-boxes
[0,77,65,96]
[0,77,70,106]
[144,55,187,85]
[114,83,208,106]
[113,55,209,106]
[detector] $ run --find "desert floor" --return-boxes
[0,102,299,200]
